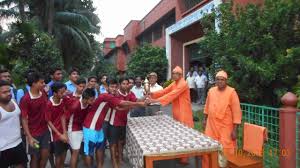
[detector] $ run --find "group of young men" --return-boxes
[1,65,243,168]
[0,67,155,168]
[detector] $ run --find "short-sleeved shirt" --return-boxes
[45,97,66,141]
[99,85,107,94]
[16,85,30,104]
[131,86,144,100]
[67,92,81,100]
[65,80,76,93]
[106,91,137,126]
[83,94,121,130]
[47,80,56,98]
[186,76,196,89]
[194,74,208,89]
[20,91,48,137]
[66,98,91,132]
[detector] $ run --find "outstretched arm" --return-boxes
[150,82,174,99]
[118,100,146,108]
[151,82,189,106]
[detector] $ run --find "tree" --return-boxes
[6,23,63,85]
[127,44,168,82]
[28,0,100,70]
[198,0,300,106]
[0,0,101,74]
[91,42,118,78]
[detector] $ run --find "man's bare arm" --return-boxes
[118,100,147,108]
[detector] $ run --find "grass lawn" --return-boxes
[193,110,204,132]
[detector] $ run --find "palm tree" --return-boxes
[28,0,100,69]
[53,0,100,69]
[0,0,26,22]
[1,0,101,70]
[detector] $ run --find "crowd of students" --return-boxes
[0,67,164,168]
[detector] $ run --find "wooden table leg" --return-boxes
[145,156,154,168]
[209,151,218,168]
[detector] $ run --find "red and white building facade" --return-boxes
[103,0,262,78]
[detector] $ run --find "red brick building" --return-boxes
[103,0,262,77]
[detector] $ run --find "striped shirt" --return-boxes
[83,94,121,130]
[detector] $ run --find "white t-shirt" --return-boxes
[186,76,196,89]
[186,71,198,78]
[0,100,22,151]
[131,86,144,100]
[150,83,163,92]
[194,74,208,89]
[149,83,163,105]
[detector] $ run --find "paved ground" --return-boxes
[45,103,204,168]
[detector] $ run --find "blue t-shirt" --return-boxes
[16,85,30,104]
[99,85,107,94]
[65,80,76,93]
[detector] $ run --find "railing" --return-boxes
[297,112,300,168]
[239,103,280,168]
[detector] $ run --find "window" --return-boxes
[165,13,176,29]
[110,41,115,48]
[123,44,130,55]
[153,26,162,41]
[139,32,152,45]
[182,0,203,12]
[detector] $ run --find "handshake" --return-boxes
[141,93,159,106]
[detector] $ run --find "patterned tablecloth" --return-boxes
[125,115,221,168]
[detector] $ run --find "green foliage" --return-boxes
[1,21,62,86]
[0,43,9,68]
[92,56,118,79]
[198,0,300,105]
[127,44,168,83]
[0,0,101,75]
[12,32,62,85]
[162,79,174,88]
[88,42,118,79]
[52,0,100,70]
[28,33,62,78]
[293,76,300,108]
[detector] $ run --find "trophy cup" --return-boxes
[144,77,150,95]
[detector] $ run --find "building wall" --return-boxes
[124,21,140,51]
[115,35,124,47]
[103,40,113,55]
[152,36,165,48]
[138,0,180,33]
[103,0,263,74]
[116,49,126,71]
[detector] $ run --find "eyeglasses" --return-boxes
[172,72,181,75]
[216,78,226,81]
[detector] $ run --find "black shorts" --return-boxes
[28,130,50,157]
[107,124,126,144]
[49,141,55,154]
[0,142,28,168]
[102,121,109,140]
[53,141,68,156]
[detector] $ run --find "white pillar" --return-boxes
[166,32,172,79]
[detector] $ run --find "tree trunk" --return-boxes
[18,0,26,22]
[47,0,54,34]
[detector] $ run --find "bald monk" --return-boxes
[148,66,194,164]
[202,70,242,168]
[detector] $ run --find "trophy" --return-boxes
[144,77,150,95]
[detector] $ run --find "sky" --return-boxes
[93,0,161,42]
